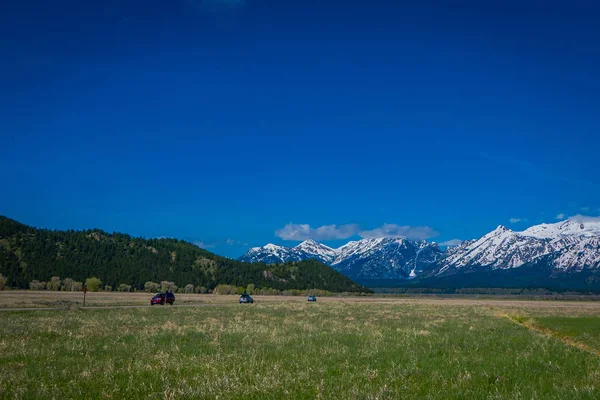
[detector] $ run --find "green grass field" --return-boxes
[532,316,600,352]
[1,297,600,399]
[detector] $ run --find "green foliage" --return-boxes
[46,276,61,291]
[62,278,74,291]
[196,286,207,294]
[29,280,46,290]
[85,277,102,292]
[0,216,370,293]
[0,273,6,290]
[184,284,194,294]
[160,281,178,293]
[213,284,236,295]
[104,285,112,292]
[246,283,255,295]
[144,282,160,293]
[116,284,131,292]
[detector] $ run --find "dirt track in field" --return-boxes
[1,290,600,311]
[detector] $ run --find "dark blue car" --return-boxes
[239,294,254,304]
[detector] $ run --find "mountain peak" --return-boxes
[298,239,318,245]
[520,216,600,239]
[294,239,336,263]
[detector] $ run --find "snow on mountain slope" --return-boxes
[437,226,554,274]
[438,216,600,275]
[240,216,600,281]
[240,243,307,264]
[331,238,442,280]
[520,216,600,239]
[294,239,337,264]
[239,240,337,264]
[551,236,600,271]
[332,238,389,265]
[239,237,442,279]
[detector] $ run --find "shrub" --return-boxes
[62,279,84,292]
[47,276,62,291]
[160,281,178,293]
[116,284,131,292]
[213,284,237,295]
[196,286,207,294]
[29,280,46,290]
[0,274,7,291]
[144,282,160,293]
[184,284,194,294]
[246,284,255,295]
[104,285,112,292]
[62,278,74,291]
[85,277,102,292]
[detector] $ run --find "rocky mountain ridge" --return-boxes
[239,217,600,284]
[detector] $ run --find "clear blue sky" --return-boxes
[1,0,599,257]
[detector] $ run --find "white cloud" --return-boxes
[568,214,600,223]
[276,222,440,241]
[275,223,359,241]
[556,213,566,220]
[193,241,217,249]
[194,238,248,248]
[439,239,463,247]
[509,218,521,224]
[359,224,439,241]
[225,238,249,246]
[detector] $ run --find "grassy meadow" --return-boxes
[1,294,600,399]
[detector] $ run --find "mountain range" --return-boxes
[239,217,600,290]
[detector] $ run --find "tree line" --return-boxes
[0,216,371,293]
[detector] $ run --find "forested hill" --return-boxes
[0,216,370,293]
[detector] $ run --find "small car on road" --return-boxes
[239,294,254,304]
[150,292,175,305]
[308,295,317,302]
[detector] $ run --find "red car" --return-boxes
[150,292,175,305]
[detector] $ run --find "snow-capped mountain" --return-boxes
[521,217,600,239]
[331,238,442,279]
[239,237,443,280]
[294,239,337,264]
[239,240,336,265]
[239,216,600,286]
[438,217,600,275]
[240,243,307,264]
